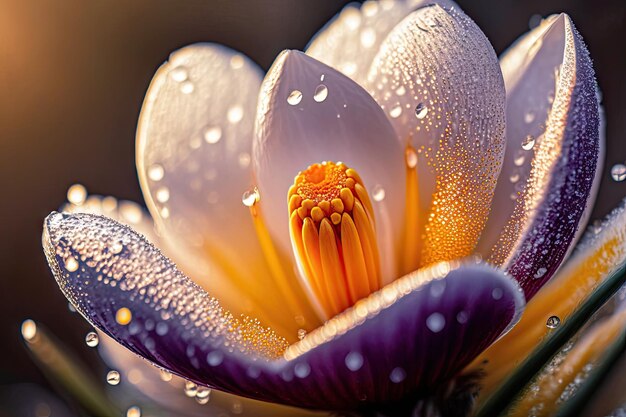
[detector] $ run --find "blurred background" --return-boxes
[0,0,624,414]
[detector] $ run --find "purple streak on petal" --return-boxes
[43,212,523,410]
[505,17,600,300]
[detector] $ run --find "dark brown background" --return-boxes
[0,0,624,401]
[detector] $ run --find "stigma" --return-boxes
[288,161,381,318]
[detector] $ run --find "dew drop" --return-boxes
[227,106,244,124]
[207,350,224,366]
[241,187,260,207]
[395,85,406,96]
[196,396,209,405]
[21,319,37,341]
[345,351,364,371]
[203,126,222,144]
[148,164,164,181]
[313,84,329,103]
[155,186,170,203]
[514,154,526,166]
[287,90,303,106]
[67,184,87,205]
[110,240,124,255]
[294,362,311,378]
[184,381,198,397]
[534,267,547,279]
[115,307,132,325]
[546,315,561,329]
[297,329,307,340]
[522,135,536,150]
[196,386,211,399]
[415,103,428,119]
[106,370,120,385]
[611,163,626,182]
[180,81,195,94]
[389,104,403,118]
[426,312,445,333]
[389,367,406,383]
[372,185,385,202]
[230,55,245,70]
[524,111,536,124]
[64,256,79,272]
[405,147,418,168]
[85,331,99,347]
[510,173,520,183]
[159,369,173,382]
[126,406,141,417]
[360,28,376,48]
[492,288,503,300]
[170,66,188,82]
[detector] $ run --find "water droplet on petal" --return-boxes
[64,256,79,272]
[313,84,329,102]
[492,288,503,300]
[85,331,99,347]
[180,81,195,94]
[115,307,132,325]
[372,185,385,202]
[522,135,536,150]
[389,367,406,383]
[126,406,141,417]
[405,147,418,168]
[206,351,224,366]
[238,153,251,168]
[426,312,445,333]
[203,126,222,144]
[184,381,198,397]
[415,103,428,119]
[534,267,548,279]
[510,173,520,183]
[294,362,311,378]
[148,164,164,181]
[159,369,172,382]
[514,154,526,166]
[546,315,560,329]
[287,90,303,106]
[230,55,245,70]
[227,106,244,124]
[345,351,364,371]
[156,186,170,203]
[106,370,120,385]
[611,163,626,182]
[360,28,376,48]
[389,104,403,118]
[196,386,211,399]
[67,184,87,205]
[524,111,535,124]
[110,240,124,254]
[242,187,260,207]
[395,85,406,96]
[170,66,188,82]
[21,319,37,341]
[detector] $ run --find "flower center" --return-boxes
[288,161,381,318]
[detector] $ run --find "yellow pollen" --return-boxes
[288,162,381,318]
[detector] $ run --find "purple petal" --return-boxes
[482,15,601,299]
[43,212,523,410]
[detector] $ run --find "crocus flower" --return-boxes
[41,0,621,416]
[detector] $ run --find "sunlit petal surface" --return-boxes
[43,212,523,410]
[306,0,455,85]
[479,14,601,299]
[136,43,310,336]
[254,51,405,283]
[468,198,626,399]
[367,4,505,270]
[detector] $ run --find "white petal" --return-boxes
[366,5,506,267]
[136,44,282,319]
[477,15,568,255]
[253,51,405,281]
[306,0,456,85]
